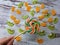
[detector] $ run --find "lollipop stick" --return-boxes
[14,31,26,39]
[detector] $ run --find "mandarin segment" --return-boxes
[11,6,15,12]
[24,2,28,7]
[36,38,44,44]
[10,15,16,20]
[41,22,46,27]
[38,15,44,20]
[16,9,21,14]
[42,9,48,14]
[51,9,56,16]
[15,36,22,42]
[36,6,40,12]
[40,3,45,9]
[14,19,20,24]
[48,17,53,23]
[26,6,31,12]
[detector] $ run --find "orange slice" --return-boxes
[40,3,45,9]
[16,9,21,14]
[38,15,44,20]
[36,38,44,44]
[11,6,15,12]
[15,36,22,42]
[41,22,46,27]
[36,6,40,13]
[42,9,48,14]
[10,15,16,20]
[14,19,20,24]
[26,6,31,12]
[24,2,28,7]
[48,17,53,23]
[51,9,56,16]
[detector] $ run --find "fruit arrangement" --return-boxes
[6,1,59,44]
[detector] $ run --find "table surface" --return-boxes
[0,0,60,45]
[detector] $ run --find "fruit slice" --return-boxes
[30,26,35,34]
[41,22,46,27]
[26,6,31,12]
[51,9,56,16]
[18,2,24,8]
[24,2,28,7]
[38,30,46,36]
[18,28,25,33]
[30,12,34,16]
[48,17,53,23]
[15,36,22,42]
[45,13,50,18]
[47,25,55,30]
[32,0,38,4]
[22,15,28,20]
[53,18,58,24]
[7,21,14,27]
[16,9,21,14]
[10,15,16,20]
[14,19,20,24]
[48,33,56,39]
[7,29,15,34]
[30,9,35,16]
[38,15,44,20]
[11,6,15,12]
[40,3,45,9]
[36,38,44,44]
[42,9,48,14]
[36,6,40,12]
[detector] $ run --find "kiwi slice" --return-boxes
[7,29,15,34]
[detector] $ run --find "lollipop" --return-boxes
[25,18,40,34]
